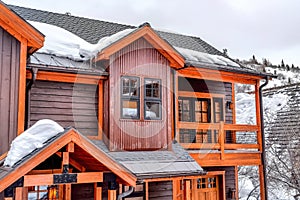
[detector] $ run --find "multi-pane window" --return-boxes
[144,79,161,120]
[121,76,140,119]
[121,77,162,120]
[213,98,224,122]
[178,97,211,123]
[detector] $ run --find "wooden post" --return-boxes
[255,81,262,151]
[108,189,116,200]
[259,165,266,200]
[64,184,71,200]
[94,183,102,200]
[172,180,178,200]
[232,83,237,143]
[219,121,225,160]
[145,182,149,200]
[58,185,64,200]
[184,180,191,200]
[15,187,23,200]
[22,187,28,200]
[98,80,103,140]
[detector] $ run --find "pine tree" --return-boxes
[281,59,285,68]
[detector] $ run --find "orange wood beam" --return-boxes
[14,187,23,200]
[66,142,74,153]
[26,70,106,85]
[17,38,27,135]
[23,172,103,187]
[94,183,102,200]
[55,152,86,172]
[64,184,71,200]
[259,165,266,200]
[108,189,117,200]
[98,81,103,140]
[178,67,262,84]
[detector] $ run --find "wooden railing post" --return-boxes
[219,121,225,160]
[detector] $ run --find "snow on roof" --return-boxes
[175,46,239,67]
[4,119,64,167]
[28,21,135,61]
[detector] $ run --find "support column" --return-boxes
[14,187,23,200]
[108,181,117,200]
[259,165,266,200]
[94,183,102,200]
[64,184,71,200]
[184,180,191,200]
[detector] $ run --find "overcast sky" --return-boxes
[4,0,300,66]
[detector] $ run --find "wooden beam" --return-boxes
[255,81,263,152]
[98,81,103,140]
[17,38,27,135]
[23,172,103,187]
[94,183,102,200]
[108,190,117,200]
[56,152,86,172]
[66,142,74,153]
[145,182,149,200]
[26,70,106,85]
[184,180,191,200]
[15,187,23,200]
[259,165,266,200]
[64,184,71,200]
[220,121,225,160]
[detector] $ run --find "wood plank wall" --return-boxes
[0,27,20,155]
[29,80,98,136]
[148,181,173,200]
[108,37,172,151]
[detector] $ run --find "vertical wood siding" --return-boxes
[0,27,20,155]
[29,80,98,136]
[109,37,172,151]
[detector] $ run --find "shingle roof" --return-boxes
[263,84,300,151]
[8,4,269,77]
[91,140,204,180]
[9,4,222,56]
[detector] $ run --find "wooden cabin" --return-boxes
[0,2,271,200]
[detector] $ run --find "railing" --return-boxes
[178,121,261,158]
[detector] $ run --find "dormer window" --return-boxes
[121,76,140,119]
[144,79,162,120]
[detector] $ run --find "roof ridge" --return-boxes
[8,4,136,29]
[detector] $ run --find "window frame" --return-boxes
[144,78,162,120]
[120,76,140,119]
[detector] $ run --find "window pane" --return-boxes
[122,77,138,97]
[122,100,139,119]
[145,79,160,98]
[145,101,161,119]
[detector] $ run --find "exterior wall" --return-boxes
[108,37,172,151]
[149,181,173,200]
[0,27,20,155]
[204,167,236,199]
[29,80,98,136]
[72,183,94,200]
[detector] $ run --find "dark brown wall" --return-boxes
[29,80,98,136]
[108,37,172,151]
[149,181,173,200]
[0,27,20,155]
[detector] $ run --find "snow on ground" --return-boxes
[175,46,240,67]
[28,21,135,61]
[4,119,64,167]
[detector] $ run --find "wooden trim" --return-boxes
[98,81,103,140]
[0,2,44,50]
[23,172,103,186]
[0,129,136,192]
[56,152,86,172]
[26,70,106,84]
[66,142,74,153]
[64,184,71,200]
[145,182,149,200]
[259,165,266,200]
[219,121,225,160]
[178,91,224,99]
[15,187,23,200]
[17,38,27,135]
[181,143,220,150]
[184,180,191,200]
[95,26,184,69]
[255,81,263,152]
[178,67,261,84]
[224,143,259,150]
[223,124,259,132]
[178,122,220,130]
[108,189,117,200]
[28,169,63,175]
[235,166,239,200]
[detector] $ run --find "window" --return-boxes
[178,98,211,122]
[121,76,140,119]
[213,98,224,122]
[144,79,161,120]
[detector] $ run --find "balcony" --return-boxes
[177,122,262,166]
